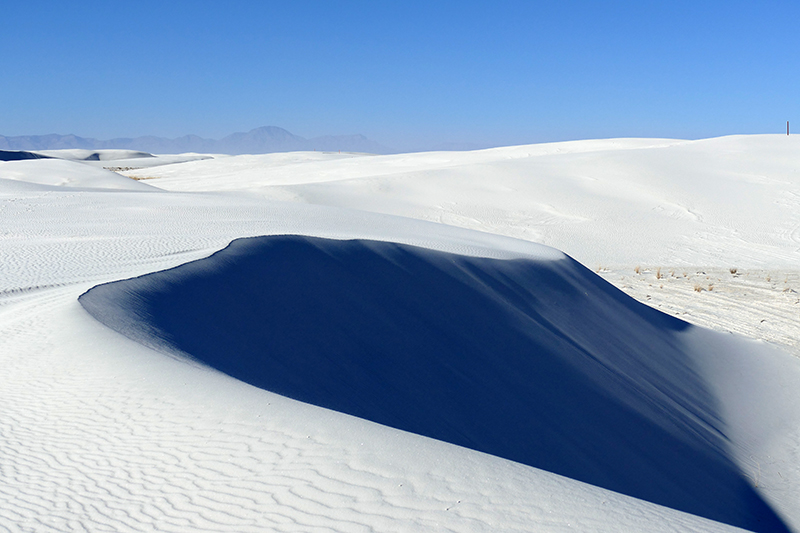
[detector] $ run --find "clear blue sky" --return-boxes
[2,1,798,150]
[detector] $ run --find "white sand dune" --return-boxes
[37,148,213,170]
[129,134,800,356]
[0,158,158,191]
[0,150,51,162]
[36,149,157,161]
[2,137,799,532]
[132,135,800,269]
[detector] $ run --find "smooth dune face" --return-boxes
[135,134,800,269]
[0,158,158,190]
[80,235,789,533]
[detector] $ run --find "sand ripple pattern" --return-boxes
[0,188,745,532]
[0,290,741,532]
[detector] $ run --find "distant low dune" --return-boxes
[0,149,51,161]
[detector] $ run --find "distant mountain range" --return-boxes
[0,126,393,155]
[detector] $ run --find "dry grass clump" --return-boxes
[104,166,142,172]
[730,267,738,275]
[634,265,641,274]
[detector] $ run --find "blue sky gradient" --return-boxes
[2,1,798,150]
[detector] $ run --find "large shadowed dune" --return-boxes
[80,235,789,532]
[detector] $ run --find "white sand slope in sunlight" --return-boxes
[131,134,800,356]
[2,136,799,532]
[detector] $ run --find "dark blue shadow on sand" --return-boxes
[0,150,51,161]
[80,235,789,532]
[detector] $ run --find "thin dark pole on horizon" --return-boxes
[788,121,790,135]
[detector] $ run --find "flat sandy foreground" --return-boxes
[1,135,799,533]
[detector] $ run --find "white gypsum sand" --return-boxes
[596,267,800,356]
[0,188,748,533]
[125,134,800,357]
[1,136,799,532]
